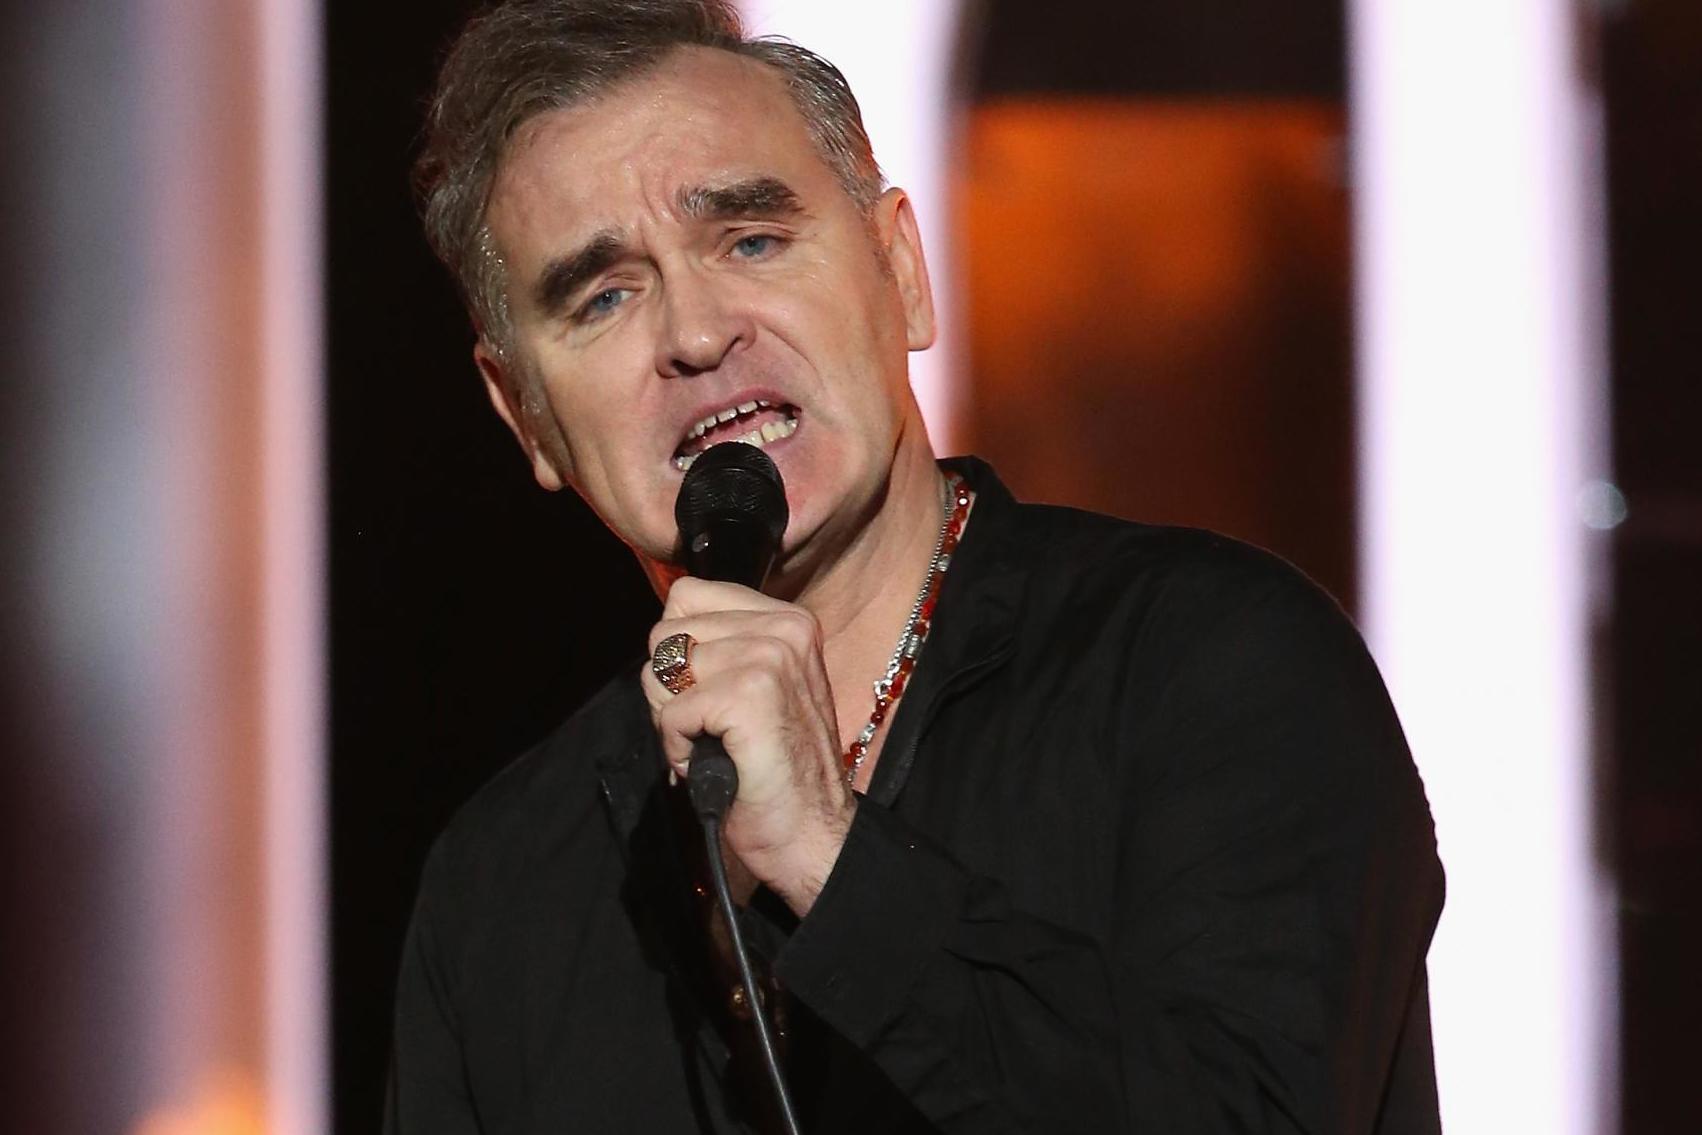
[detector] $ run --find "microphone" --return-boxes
[673,442,789,820]
[675,440,788,586]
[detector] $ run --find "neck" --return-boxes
[795,447,946,755]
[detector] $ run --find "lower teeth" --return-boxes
[674,417,797,470]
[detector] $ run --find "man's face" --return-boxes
[478,46,935,568]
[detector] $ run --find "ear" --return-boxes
[876,187,937,351]
[474,339,567,491]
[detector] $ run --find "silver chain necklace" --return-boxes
[843,471,971,786]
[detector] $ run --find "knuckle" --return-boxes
[656,696,690,732]
[735,665,778,700]
[753,635,792,670]
[657,589,691,622]
[777,607,818,648]
[670,576,712,606]
[647,620,680,652]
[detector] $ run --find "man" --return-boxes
[388,2,1444,1132]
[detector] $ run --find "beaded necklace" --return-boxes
[842,471,973,785]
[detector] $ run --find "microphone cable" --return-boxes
[689,745,803,1135]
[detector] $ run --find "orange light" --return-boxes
[131,1068,266,1135]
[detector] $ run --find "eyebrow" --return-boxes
[531,231,629,317]
[676,176,807,222]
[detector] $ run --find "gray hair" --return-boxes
[415,0,885,356]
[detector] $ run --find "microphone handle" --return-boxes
[687,736,739,820]
[683,515,773,822]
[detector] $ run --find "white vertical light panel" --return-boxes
[737,0,967,452]
[260,0,327,1131]
[1350,2,1613,1133]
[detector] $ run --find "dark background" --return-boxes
[1600,4,1702,1129]
[326,2,1701,1131]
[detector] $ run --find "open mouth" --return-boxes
[672,398,800,472]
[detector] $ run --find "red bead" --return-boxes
[840,478,975,782]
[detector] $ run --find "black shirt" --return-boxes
[387,458,1444,1133]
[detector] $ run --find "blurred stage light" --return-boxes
[1578,481,1629,531]
[1350,1,1615,1131]
[35,0,329,1131]
[258,0,326,1132]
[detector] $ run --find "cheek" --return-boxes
[570,459,677,557]
[531,338,650,452]
[761,279,897,388]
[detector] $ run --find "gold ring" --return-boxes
[651,632,697,694]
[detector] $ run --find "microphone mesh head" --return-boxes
[674,442,788,544]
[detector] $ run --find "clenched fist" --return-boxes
[642,577,857,915]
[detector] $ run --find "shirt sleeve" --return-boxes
[775,560,1444,1134]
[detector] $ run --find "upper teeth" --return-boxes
[688,399,769,440]
[674,409,798,471]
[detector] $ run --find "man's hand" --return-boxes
[643,577,856,915]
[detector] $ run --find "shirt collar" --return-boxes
[862,455,1025,805]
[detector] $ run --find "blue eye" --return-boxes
[733,234,778,258]
[580,287,626,320]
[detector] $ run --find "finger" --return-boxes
[653,652,839,786]
[646,608,780,659]
[662,576,790,620]
[650,603,821,659]
[653,660,783,776]
[644,613,829,715]
[642,632,805,718]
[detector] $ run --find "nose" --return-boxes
[654,265,754,378]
